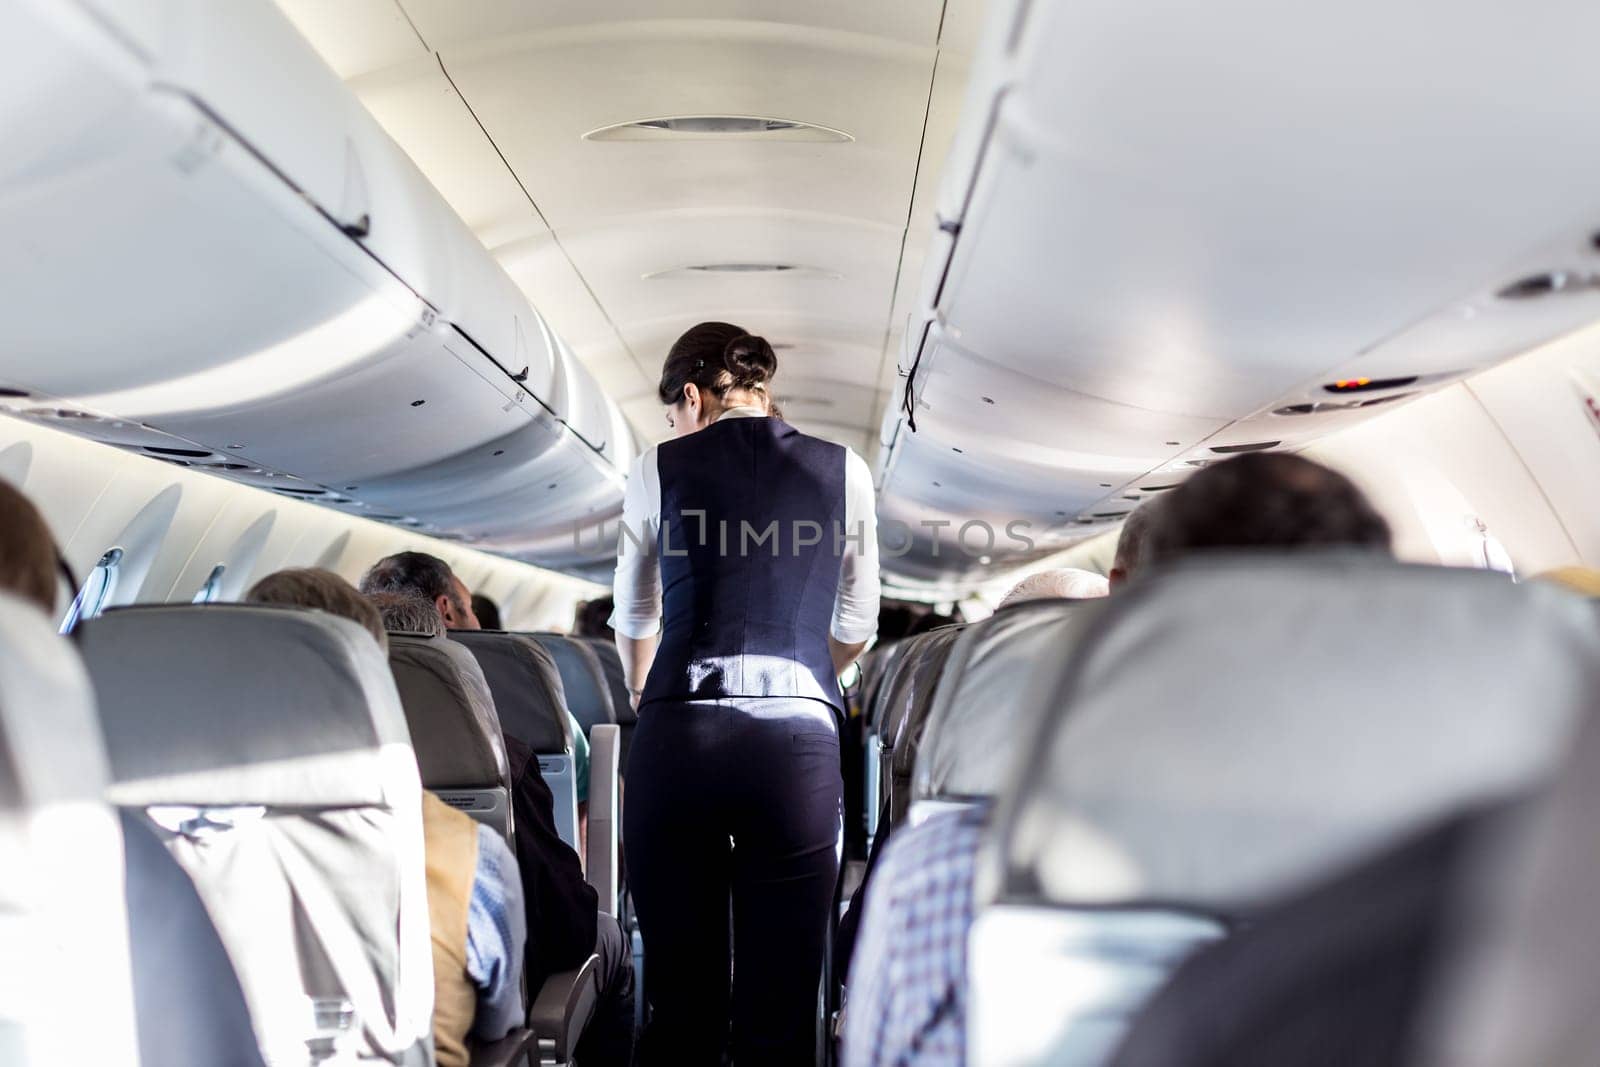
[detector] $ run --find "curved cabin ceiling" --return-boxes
[276,0,987,458]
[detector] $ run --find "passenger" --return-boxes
[472,591,503,631]
[363,563,637,1066]
[0,479,60,614]
[368,590,446,635]
[841,561,1117,1067]
[244,569,526,1067]
[360,549,482,628]
[841,454,1391,1067]
[1141,451,1392,565]
[0,481,266,1065]
[363,552,591,802]
[573,594,615,640]
[995,566,1109,608]
[1108,498,1162,589]
[876,602,919,643]
[612,322,879,1064]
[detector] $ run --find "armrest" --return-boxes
[468,1027,536,1067]
[527,955,601,1065]
[586,724,621,913]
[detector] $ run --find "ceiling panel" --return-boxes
[276,0,427,78]
[399,0,946,50]
[274,0,969,457]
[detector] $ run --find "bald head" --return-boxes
[999,568,1109,609]
[1109,501,1161,591]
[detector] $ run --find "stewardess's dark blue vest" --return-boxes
[642,415,849,712]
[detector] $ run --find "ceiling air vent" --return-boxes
[1322,375,1417,395]
[1210,440,1280,454]
[584,116,852,143]
[644,263,839,279]
[1497,271,1598,300]
[1138,484,1179,492]
[143,445,213,458]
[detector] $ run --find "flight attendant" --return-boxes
[611,321,880,1063]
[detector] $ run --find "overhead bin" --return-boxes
[0,0,634,573]
[879,0,1600,586]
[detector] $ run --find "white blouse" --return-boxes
[609,407,880,645]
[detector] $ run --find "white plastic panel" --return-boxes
[877,0,1600,589]
[0,0,633,574]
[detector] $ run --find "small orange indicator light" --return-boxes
[1332,378,1371,390]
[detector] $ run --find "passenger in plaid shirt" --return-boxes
[842,805,989,1067]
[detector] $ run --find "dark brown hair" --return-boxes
[246,567,388,649]
[1144,452,1392,565]
[657,321,778,406]
[0,480,60,616]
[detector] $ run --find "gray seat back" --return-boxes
[913,599,1105,809]
[531,633,616,735]
[80,604,433,1067]
[582,637,636,773]
[1418,685,1600,1067]
[387,632,513,839]
[863,638,914,737]
[883,626,965,826]
[0,594,141,1066]
[969,555,1600,1066]
[451,630,581,851]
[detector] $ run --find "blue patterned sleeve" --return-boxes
[466,825,528,1041]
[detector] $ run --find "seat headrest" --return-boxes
[916,598,1105,802]
[988,554,1600,915]
[80,604,411,808]
[449,631,570,753]
[864,639,915,733]
[887,626,966,774]
[874,627,962,741]
[532,633,615,732]
[387,633,509,791]
[0,593,106,811]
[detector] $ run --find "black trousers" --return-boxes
[574,912,637,1065]
[625,697,843,1065]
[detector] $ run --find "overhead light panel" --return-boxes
[584,115,852,142]
[643,263,840,280]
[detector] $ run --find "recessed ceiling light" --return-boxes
[583,115,853,143]
[642,264,840,280]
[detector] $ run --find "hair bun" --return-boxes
[723,333,778,387]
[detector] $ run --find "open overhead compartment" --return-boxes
[877,0,1600,588]
[0,0,634,577]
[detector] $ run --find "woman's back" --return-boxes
[646,412,854,709]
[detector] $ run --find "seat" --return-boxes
[881,625,965,827]
[912,598,1105,821]
[450,631,580,852]
[530,633,616,737]
[1411,684,1600,1067]
[0,593,141,1066]
[581,637,636,774]
[386,631,512,839]
[968,555,1600,1067]
[80,604,434,1067]
[859,634,933,843]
